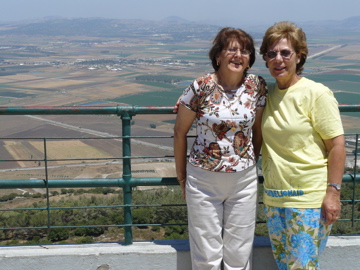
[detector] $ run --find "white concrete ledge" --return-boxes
[0,236,359,270]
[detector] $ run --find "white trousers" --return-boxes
[186,164,258,270]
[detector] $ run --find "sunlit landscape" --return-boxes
[0,17,359,244]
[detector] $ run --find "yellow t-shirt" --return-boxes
[261,77,344,208]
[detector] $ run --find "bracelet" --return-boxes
[177,177,186,183]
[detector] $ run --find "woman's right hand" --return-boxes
[174,102,195,201]
[173,98,181,113]
[179,181,186,200]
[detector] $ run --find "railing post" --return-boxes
[352,134,359,227]
[121,110,133,245]
[44,138,51,233]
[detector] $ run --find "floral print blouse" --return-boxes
[180,73,267,172]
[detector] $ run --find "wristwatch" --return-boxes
[328,183,341,191]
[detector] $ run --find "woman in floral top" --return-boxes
[174,27,267,270]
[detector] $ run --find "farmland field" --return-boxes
[0,22,359,186]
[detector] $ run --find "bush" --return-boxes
[1,187,190,243]
[133,208,151,227]
[76,236,94,243]
[0,193,18,202]
[51,191,59,196]
[75,189,86,195]
[74,226,105,237]
[6,239,19,246]
[47,228,69,242]
[101,187,115,195]
[151,226,160,232]
[24,237,52,245]
[163,220,188,239]
[109,211,124,224]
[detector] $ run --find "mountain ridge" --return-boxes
[0,16,359,39]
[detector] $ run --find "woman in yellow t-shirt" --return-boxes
[260,21,345,269]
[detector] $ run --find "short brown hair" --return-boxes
[209,27,256,71]
[260,21,308,75]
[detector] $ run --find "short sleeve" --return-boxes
[179,80,201,112]
[312,89,344,139]
[255,76,268,109]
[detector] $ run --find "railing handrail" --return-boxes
[0,104,359,245]
[0,175,359,189]
[0,104,357,116]
[0,105,174,116]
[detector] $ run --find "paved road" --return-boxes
[26,115,174,151]
[307,45,344,59]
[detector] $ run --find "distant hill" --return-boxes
[299,16,360,37]
[162,16,190,23]
[0,16,359,40]
[0,17,222,42]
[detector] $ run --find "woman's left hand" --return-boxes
[322,188,341,225]
[322,135,345,225]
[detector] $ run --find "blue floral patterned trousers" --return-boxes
[264,205,332,270]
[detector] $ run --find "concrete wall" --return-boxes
[0,236,359,270]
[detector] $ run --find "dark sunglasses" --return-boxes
[266,49,294,59]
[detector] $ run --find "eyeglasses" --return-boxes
[266,49,295,59]
[226,48,251,56]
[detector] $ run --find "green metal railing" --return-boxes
[0,104,359,245]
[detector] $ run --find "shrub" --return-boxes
[74,226,105,237]
[51,191,59,196]
[163,220,188,239]
[47,228,69,242]
[151,226,160,232]
[6,239,19,246]
[76,236,94,243]
[0,193,17,202]
[133,208,151,227]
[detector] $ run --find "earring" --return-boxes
[217,61,220,66]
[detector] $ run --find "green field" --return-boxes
[117,72,141,78]
[109,88,182,106]
[109,71,360,107]
[307,74,360,83]
[328,65,360,69]
[325,81,360,93]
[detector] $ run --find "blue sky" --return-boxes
[1,0,359,26]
